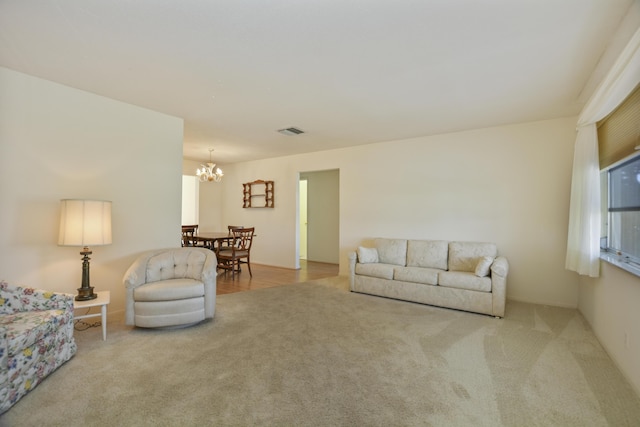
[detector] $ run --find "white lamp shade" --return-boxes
[58,199,112,246]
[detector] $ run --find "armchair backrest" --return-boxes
[146,249,208,282]
[123,247,217,290]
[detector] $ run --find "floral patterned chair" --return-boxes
[0,281,77,413]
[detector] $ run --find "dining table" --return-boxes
[191,231,234,254]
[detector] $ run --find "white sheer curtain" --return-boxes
[566,27,640,277]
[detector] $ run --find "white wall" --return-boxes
[578,262,640,396]
[0,65,585,322]
[575,1,640,397]
[219,116,580,308]
[2,64,578,313]
[0,67,184,314]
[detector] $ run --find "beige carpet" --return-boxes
[1,277,639,426]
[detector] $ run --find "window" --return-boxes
[601,152,640,267]
[597,82,640,275]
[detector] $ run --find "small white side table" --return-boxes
[74,291,110,340]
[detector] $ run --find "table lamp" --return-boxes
[58,199,112,301]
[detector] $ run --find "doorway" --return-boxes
[299,179,308,260]
[181,175,199,225]
[298,169,339,265]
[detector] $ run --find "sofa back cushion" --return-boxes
[374,238,407,266]
[357,246,379,264]
[448,242,497,272]
[406,240,448,270]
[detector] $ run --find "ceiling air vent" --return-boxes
[277,127,305,136]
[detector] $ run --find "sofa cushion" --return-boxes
[134,298,204,316]
[133,278,205,302]
[474,256,494,277]
[357,247,379,264]
[393,266,439,286]
[355,263,395,280]
[407,240,448,270]
[0,309,67,356]
[448,242,498,272]
[439,271,492,292]
[374,238,407,266]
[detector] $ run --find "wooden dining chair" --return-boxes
[181,225,196,247]
[217,227,254,279]
[219,225,244,251]
[181,225,201,247]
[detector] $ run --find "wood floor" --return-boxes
[216,259,339,295]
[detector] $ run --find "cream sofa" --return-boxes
[349,238,508,317]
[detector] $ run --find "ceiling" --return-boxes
[0,0,636,164]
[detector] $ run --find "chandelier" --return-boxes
[196,148,224,182]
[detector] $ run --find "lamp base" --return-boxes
[75,286,97,301]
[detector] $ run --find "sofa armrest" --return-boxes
[0,281,74,314]
[348,252,357,291]
[123,251,158,325]
[201,250,218,320]
[490,256,509,317]
[122,253,154,291]
[491,256,509,277]
[0,325,7,404]
[0,326,7,373]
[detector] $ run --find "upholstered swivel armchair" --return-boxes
[0,281,77,414]
[123,247,217,328]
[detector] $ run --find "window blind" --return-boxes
[609,157,640,211]
[597,83,640,169]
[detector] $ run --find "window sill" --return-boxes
[600,252,640,278]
